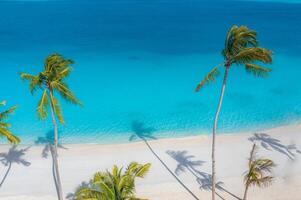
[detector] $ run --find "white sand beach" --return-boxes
[0,124,300,200]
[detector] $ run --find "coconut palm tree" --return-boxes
[20,53,81,200]
[195,25,273,200]
[243,144,275,200]
[0,100,20,144]
[74,162,151,200]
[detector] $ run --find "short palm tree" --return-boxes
[0,100,20,144]
[20,54,81,200]
[195,25,273,200]
[243,144,275,200]
[74,162,151,200]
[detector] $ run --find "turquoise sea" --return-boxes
[1,0,301,144]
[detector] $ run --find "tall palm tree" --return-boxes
[0,100,20,144]
[20,54,81,200]
[195,25,273,200]
[74,162,151,200]
[243,144,275,200]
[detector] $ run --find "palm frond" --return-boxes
[245,63,272,77]
[223,25,258,59]
[0,128,20,144]
[133,163,151,178]
[59,67,73,79]
[233,47,272,64]
[0,106,17,121]
[36,90,49,120]
[51,81,82,106]
[44,53,74,73]
[50,95,64,124]
[195,67,220,92]
[20,73,42,94]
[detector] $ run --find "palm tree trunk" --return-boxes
[211,65,230,200]
[242,144,256,200]
[243,184,249,200]
[49,90,64,200]
[0,162,12,187]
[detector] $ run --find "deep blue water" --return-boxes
[1,0,301,144]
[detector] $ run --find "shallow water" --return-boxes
[1,0,301,144]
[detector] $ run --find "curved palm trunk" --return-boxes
[211,65,229,200]
[49,90,64,200]
[243,144,256,200]
[0,162,12,187]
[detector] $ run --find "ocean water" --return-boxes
[1,0,301,144]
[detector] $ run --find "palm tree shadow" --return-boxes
[0,145,31,188]
[167,150,242,200]
[129,121,157,141]
[129,121,200,200]
[34,130,68,159]
[249,133,301,160]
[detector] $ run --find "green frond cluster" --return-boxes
[195,66,220,92]
[20,53,82,124]
[74,162,151,200]
[223,25,258,59]
[0,101,20,144]
[196,25,273,92]
[245,63,271,77]
[244,146,275,189]
[223,25,273,75]
[233,47,272,64]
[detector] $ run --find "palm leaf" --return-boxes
[0,106,17,121]
[195,66,220,92]
[50,95,64,124]
[134,163,151,178]
[36,90,49,120]
[51,81,82,106]
[59,67,72,79]
[233,47,272,64]
[20,73,41,94]
[245,63,271,77]
[0,128,20,144]
[223,26,258,58]
[96,180,115,199]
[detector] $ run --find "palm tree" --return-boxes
[195,25,273,200]
[20,54,81,200]
[74,162,151,200]
[243,144,275,200]
[0,100,20,144]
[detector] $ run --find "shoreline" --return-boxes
[5,118,301,146]
[0,123,300,199]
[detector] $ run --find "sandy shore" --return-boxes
[0,124,300,200]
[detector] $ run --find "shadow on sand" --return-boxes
[66,181,90,200]
[167,150,242,200]
[129,120,200,200]
[34,130,68,159]
[0,146,31,188]
[249,133,301,160]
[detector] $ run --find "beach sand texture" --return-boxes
[0,124,300,200]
